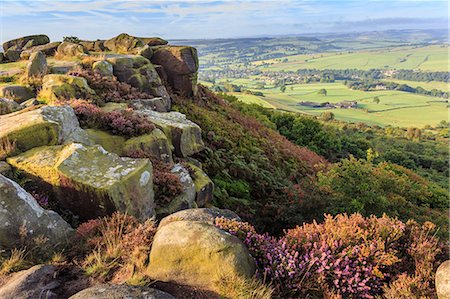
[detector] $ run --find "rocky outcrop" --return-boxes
[104,33,144,54]
[39,74,96,103]
[129,97,170,112]
[0,52,4,63]
[0,105,90,156]
[148,220,255,288]
[69,284,175,299]
[0,175,73,249]
[85,129,126,155]
[140,37,168,46]
[136,44,153,60]
[123,129,173,163]
[151,46,199,96]
[79,40,105,52]
[138,110,204,157]
[158,208,241,229]
[106,54,170,102]
[0,85,34,102]
[2,34,50,52]
[7,143,155,221]
[188,163,214,206]
[25,51,47,78]
[436,260,450,299]
[19,42,61,60]
[4,49,21,62]
[55,42,87,59]
[92,60,113,77]
[156,164,196,216]
[0,98,21,115]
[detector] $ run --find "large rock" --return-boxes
[148,220,255,288]
[92,60,113,77]
[138,110,204,157]
[0,97,21,115]
[129,97,170,112]
[158,208,241,229]
[188,163,214,206]
[39,74,96,103]
[0,105,91,157]
[7,143,155,221]
[156,164,196,216]
[0,52,4,63]
[123,128,173,163]
[151,46,199,96]
[2,34,49,52]
[19,42,61,60]
[79,40,105,52]
[0,85,34,102]
[140,37,168,46]
[69,284,175,299]
[0,175,73,249]
[136,44,153,60]
[4,49,21,62]
[85,129,125,155]
[106,55,170,102]
[25,51,47,78]
[104,33,144,54]
[436,260,450,299]
[55,42,87,59]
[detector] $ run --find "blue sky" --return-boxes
[0,0,448,43]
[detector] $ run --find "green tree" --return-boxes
[373,96,380,104]
[318,88,327,96]
[280,85,286,93]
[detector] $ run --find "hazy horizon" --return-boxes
[0,0,448,44]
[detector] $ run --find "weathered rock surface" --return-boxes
[39,74,96,103]
[92,60,113,77]
[0,161,13,177]
[136,44,153,60]
[159,208,241,229]
[138,110,204,157]
[104,33,144,54]
[123,129,173,163]
[0,105,91,156]
[140,37,168,46]
[156,164,196,216]
[0,85,34,102]
[7,143,155,221]
[4,49,21,62]
[129,97,170,112]
[436,260,450,299]
[55,42,87,59]
[85,129,126,155]
[69,284,175,299]
[20,98,40,108]
[188,163,214,206]
[106,55,170,102]
[0,52,4,63]
[25,51,47,78]
[79,40,105,52]
[19,42,61,60]
[0,265,60,299]
[0,97,21,115]
[0,175,73,249]
[149,220,255,288]
[2,34,50,52]
[151,46,199,96]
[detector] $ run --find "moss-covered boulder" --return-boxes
[0,105,91,157]
[135,45,153,60]
[2,35,50,52]
[20,42,61,60]
[0,85,34,102]
[55,42,87,59]
[129,97,170,112]
[0,97,21,115]
[4,49,21,62]
[148,220,255,289]
[151,46,199,96]
[106,55,170,102]
[7,143,155,221]
[156,164,196,217]
[123,129,173,163]
[79,40,105,52]
[104,33,144,54]
[38,74,96,103]
[158,208,241,229]
[25,51,47,78]
[0,174,73,250]
[187,163,214,206]
[69,284,175,299]
[140,37,168,46]
[92,60,113,77]
[85,129,125,155]
[100,102,128,113]
[138,110,204,157]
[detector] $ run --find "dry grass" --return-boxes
[0,248,27,276]
[0,137,17,160]
[215,272,274,299]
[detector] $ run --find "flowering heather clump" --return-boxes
[215,213,445,299]
[70,99,155,137]
[69,68,152,103]
[30,191,49,208]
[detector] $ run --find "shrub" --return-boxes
[69,99,155,137]
[215,214,445,299]
[69,69,152,103]
[77,212,156,284]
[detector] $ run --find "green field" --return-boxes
[382,79,449,91]
[254,45,449,72]
[232,82,448,127]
